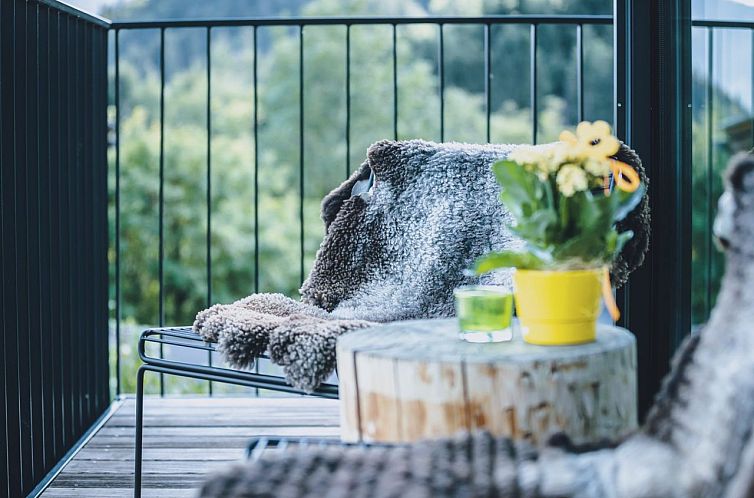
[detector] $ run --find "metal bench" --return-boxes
[134,327,339,497]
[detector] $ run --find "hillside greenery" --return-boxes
[107,0,741,394]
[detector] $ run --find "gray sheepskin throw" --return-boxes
[193,139,649,392]
[200,432,538,498]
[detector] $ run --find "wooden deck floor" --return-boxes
[41,397,341,497]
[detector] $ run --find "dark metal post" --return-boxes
[614,0,692,417]
[438,24,444,142]
[158,27,165,396]
[392,23,398,140]
[484,23,492,143]
[114,28,121,397]
[134,366,146,497]
[530,24,537,144]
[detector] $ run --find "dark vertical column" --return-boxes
[26,0,45,483]
[206,27,213,395]
[49,9,64,460]
[158,27,166,395]
[484,23,492,143]
[15,2,33,489]
[614,0,692,417]
[299,25,305,285]
[530,24,538,144]
[38,3,55,472]
[345,25,351,178]
[0,1,17,495]
[97,25,110,408]
[438,24,444,142]
[392,24,398,140]
[253,26,259,294]
[114,28,121,397]
[576,24,584,123]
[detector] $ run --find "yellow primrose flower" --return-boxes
[556,164,588,197]
[584,158,610,177]
[559,120,620,160]
[508,146,546,166]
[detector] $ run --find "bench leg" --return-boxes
[134,366,146,498]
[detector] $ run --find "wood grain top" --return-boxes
[337,318,635,363]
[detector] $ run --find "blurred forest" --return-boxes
[107,0,745,393]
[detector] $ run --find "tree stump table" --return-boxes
[336,318,636,446]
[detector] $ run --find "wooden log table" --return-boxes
[336,318,636,446]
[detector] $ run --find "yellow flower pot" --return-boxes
[513,268,603,345]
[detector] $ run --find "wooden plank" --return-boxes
[73,448,245,461]
[63,459,234,474]
[95,426,340,437]
[40,396,341,497]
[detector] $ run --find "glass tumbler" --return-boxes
[453,285,514,343]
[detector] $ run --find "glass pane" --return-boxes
[691,3,754,327]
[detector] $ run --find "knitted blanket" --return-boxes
[193,139,649,392]
[199,432,539,498]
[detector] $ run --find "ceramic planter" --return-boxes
[514,268,603,345]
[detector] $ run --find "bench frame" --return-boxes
[134,327,339,497]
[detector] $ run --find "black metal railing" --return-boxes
[109,14,614,397]
[0,1,109,496]
[690,19,754,324]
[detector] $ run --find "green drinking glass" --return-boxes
[453,285,514,343]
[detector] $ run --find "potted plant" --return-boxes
[474,121,644,345]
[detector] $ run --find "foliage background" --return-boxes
[105,0,747,394]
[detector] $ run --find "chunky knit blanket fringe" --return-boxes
[193,139,650,392]
[199,431,540,498]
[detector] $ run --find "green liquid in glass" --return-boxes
[454,286,513,342]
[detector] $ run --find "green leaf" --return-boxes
[473,250,546,274]
[552,232,604,262]
[511,209,558,243]
[493,160,544,220]
[606,229,634,258]
[612,184,645,222]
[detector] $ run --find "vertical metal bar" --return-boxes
[705,27,713,319]
[39,3,55,467]
[0,0,7,491]
[114,28,121,397]
[530,23,538,144]
[61,8,71,453]
[205,26,213,396]
[253,25,260,395]
[345,24,351,178]
[751,29,754,150]
[1,1,23,492]
[36,2,51,473]
[253,26,259,294]
[484,23,491,143]
[26,1,43,480]
[73,17,83,431]
[438,23,444,142]
[613,0,630,326]
[576,24,584,123]
[158,27,165,396]
[392,23,398,140]
[299,25,305,285]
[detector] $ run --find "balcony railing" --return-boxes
[2,1,738,495]
[1,1,109,496]
[109,14,615,399]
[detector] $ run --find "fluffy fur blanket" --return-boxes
[193,139,649,392]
